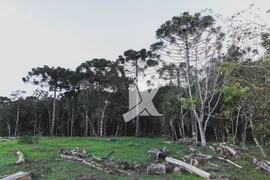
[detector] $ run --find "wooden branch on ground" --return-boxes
[0,171,31,180]
[217,156,242,168]
[165,157,212,179]
[15,150,25,165]
[60,152,134,177]
[93,151,115,161]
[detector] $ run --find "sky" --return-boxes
[0,0,269,97]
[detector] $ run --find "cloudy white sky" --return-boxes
[0,0,269,97]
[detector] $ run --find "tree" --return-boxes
[22,66,71,136]
[0,96,12,136]
[10,90,26,137]
[118,49,159,137]
[151,11,225,146]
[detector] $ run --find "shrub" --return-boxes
[18,134,40,144]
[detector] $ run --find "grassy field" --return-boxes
[0,137,269,180]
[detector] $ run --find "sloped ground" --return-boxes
[0,137,269,179]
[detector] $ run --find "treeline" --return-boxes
[1,7,270,148]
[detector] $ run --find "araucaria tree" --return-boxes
[22,66,72,136]
[118,49,159,137]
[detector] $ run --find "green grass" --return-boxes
[0,137,269,179]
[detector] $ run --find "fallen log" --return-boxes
[0,171,31,180]
[15,150,25,165]
[216,156,242,168]
[60,154,83,161]
[147,164,166,175]
[165,157,212,179]
[82,160,112,174]
[252,157,270,173]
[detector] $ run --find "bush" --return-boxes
[18,134,40,144]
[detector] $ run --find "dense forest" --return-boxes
[1,6,270,150]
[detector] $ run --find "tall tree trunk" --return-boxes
[170,119,177,140]
[242,117,248,144]
[234,107,241,138]
[100,101,108,137]
[33,111,37,136]
[84,108,89,136]
[14,107,20,137]
[213,127,218,141]
[71,98,75,137]
[114,124,120,137]
[197,118,206,146]
[124,122,127,136]
[247,114,267,157]
[6,120,11,137]
[135,59,140,137]
[50,87,57,137]
[177,121,183,137]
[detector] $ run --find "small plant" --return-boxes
[18,134,40,144]
[228,135,237,145]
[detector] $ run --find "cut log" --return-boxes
[173,166,183,174]
[165,157,212,179]
[15,150,25,165]
[219,144,237,156]
[0,171,31,180]
[147,164,166,175]
[217,156,242,168]
[252,157,270,173]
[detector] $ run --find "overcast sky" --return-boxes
[0,0,269,97]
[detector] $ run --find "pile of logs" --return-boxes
[59,147,89,158]
[213,143,237,157]
[146,143,246,178]
[59,147,141,176]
